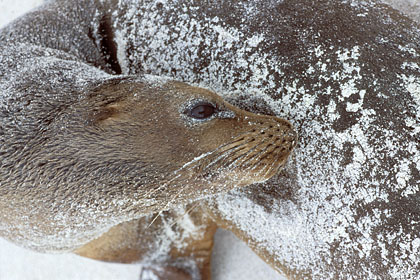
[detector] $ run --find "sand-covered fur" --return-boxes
[1,0,419,279]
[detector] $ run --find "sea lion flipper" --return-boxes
[74,204,217,280]
[202,194,297,278]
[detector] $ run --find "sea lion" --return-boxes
[1,0,420,280]
[0,0,296,255]
[0,74,296,252]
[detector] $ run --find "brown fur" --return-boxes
[0,78,296,254]
[75,204,218,279]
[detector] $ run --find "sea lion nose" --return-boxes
[238,112,298,153]
[268,117,298,152]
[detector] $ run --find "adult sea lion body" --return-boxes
[1,0,420,279]
[88,0,419,278]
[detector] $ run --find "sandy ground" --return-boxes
[0,229,285,280]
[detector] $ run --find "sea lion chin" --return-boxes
[0,76,297,252]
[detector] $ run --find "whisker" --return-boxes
[240,142,279,171]
[245,144,279,171]
[146,184,187,229]
[226,138,271,169]
[148,132,258,192]
[201,142,251,172]
[146,210,162,229]
[256,156,279,178]
[168,202,201,228]
[202,135,256,162]
[174,135,251,173]
[142,129,277,219]
[204,127,268,154]
[142,173,182,199]
[176,151,215,173]
[144,149,221,199]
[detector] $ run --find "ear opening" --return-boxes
[83,79,145,125]
[91,106,119,124]
[87,99,124,126]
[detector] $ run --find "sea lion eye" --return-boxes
[188,102,216,119]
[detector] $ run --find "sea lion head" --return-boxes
[0,76,297,251]
[81,77,297,206]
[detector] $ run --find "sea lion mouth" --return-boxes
[155,116,296,195]
[195,119,297,182]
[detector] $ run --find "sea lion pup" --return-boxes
[0,0,296,256]
[0,2,295,279]
[0,72,296,252]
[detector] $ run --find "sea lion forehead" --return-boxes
[165,81,224,102]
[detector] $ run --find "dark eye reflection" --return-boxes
[188,102,216,119]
